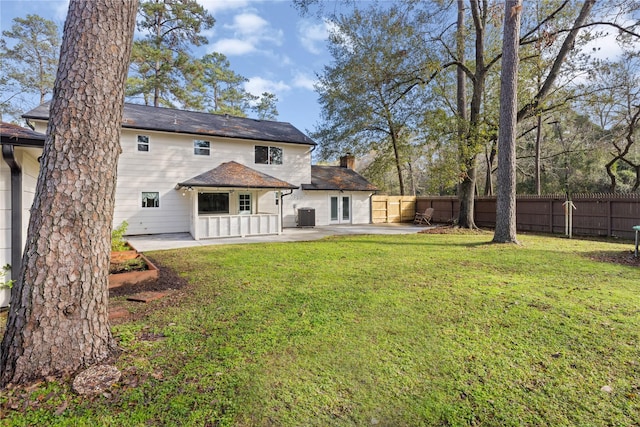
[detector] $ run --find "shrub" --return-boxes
[0,264,13,289]
[111,221,129,252]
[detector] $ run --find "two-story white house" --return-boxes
[0,103,377,293]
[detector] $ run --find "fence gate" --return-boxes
[371,195,416,223]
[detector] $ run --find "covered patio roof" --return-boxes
[177,161,298,190]
[0,122,46,147]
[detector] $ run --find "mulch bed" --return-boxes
[585,249,640,267]
[108,257,191,324]
[108,257,187,298]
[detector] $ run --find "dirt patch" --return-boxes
[586,250,640,267]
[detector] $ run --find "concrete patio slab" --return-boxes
[126,223,430,252]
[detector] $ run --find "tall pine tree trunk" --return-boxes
[484,141,495,196]
[535,115,543,194]
[493,0,522,244]
[456,0,478,229]
[0,0,138,386]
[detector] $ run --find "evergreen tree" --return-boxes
[127,0,214,108]
[0,14,60,120]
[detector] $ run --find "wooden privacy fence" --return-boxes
[412,193,640,240]
[371,195,416,224]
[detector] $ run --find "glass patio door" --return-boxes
[330,195,351,224]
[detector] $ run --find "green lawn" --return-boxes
[1,232,639,426]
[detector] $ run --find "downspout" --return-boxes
[2,144,22,277]
[369,191,378,224]
[280,189,294,232]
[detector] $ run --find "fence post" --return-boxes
[563,200,576,238]
[607,200,612,237]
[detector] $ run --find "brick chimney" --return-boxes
[340,153,355,169]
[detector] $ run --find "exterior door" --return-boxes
[330,195,351,224]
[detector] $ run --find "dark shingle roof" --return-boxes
[302,165,378,192]
[178,161,298,189]
[23,103,316,146]
[0,122,45,147]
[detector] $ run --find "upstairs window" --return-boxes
[137,135,149,152]
[255,145,282,165]
[194,140,210,156]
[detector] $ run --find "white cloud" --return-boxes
[297,19,334,55]
[210,12,283,56]
[234,13,284,45]
[298,20,329,55]
[245,76,290,97]
[292,72,316,91]
[199,0,251,14]
[227,13,269,36]
[211,38,256,55]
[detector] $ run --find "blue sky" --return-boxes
[0,0,336,135]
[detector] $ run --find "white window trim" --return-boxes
[137,135,150,152]
[238,193,252,214]
[193,139,211,156]
[141,191,160,208]
[255,145,283,165]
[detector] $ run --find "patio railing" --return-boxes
[196,213,279,240]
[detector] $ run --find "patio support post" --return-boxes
[192,189,199,240]
[277,190,283,234]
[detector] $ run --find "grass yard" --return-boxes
[1,231,639,426]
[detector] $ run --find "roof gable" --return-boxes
[178,161,297,189]
[23,103,316,146]
[302,165,377,192]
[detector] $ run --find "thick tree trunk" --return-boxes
[484,141,495,196]
[606,160,618,193]
[391,134,405,195]
[457,0,486,229]
[456,0,467,128]
[535,115,543,195]
[0,0,138,386]
[458,162,477,228]
[493,0,522,244]
[456,0,475,219]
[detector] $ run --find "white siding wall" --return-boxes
[0,147,42,280]
[351,192,373,224]
[27,119,380,236]
[115,129,312,235]
[20,149,41,246]
[0,160,11,270]
[282,190,373,227]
